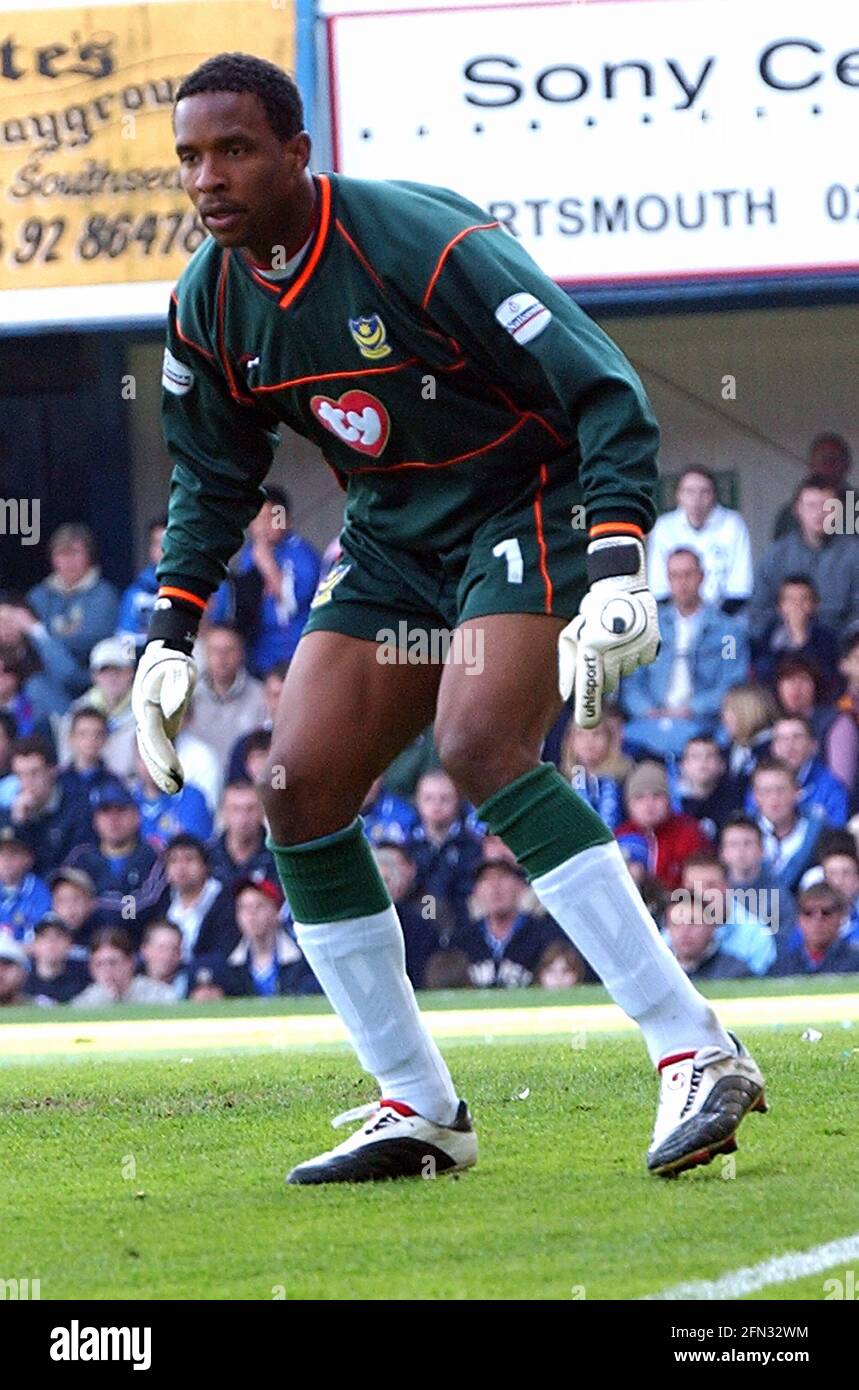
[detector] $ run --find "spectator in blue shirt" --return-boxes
[131,750,213,851]
[663,896,751,981]
[225,876,318,996]
[750,759,826,896]
[756,716,849,828]
[751,576,841,699]
[559,719,623,830]
[0,826,51,942]
[771,883,859,975]
[407,770,483,927]
[620,547,750,761]
[452,859,563,988]
[670,735,747,839]
[63,782,167,939]
[57,706,115,824]
[678,851,776,975]
[208,488,320,677]
[1,736,94,875]
[24,912,89,1004]
[819,844,859,945]
[362,775,420,846]
[207,780,276,890]
[25,524,119,708]
[718,813,796,939]
[117,516,166,656]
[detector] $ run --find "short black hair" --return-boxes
[778,574,818,599]
[147,515,169,535]
[70,705,108,731]
[719,813,762,843]
[677,466,718,492]
[795,472,838,499]
[174,52,304,143]
[165,833,209,866]
[264,484,291,513]
[810,432,851,463]
[11,734,55,766]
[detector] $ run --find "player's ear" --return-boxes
[288,131,311,171]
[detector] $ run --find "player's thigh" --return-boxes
[262,629,440,841]
[434,612,567,803]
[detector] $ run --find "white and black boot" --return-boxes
[647,1033,767,1177]
[287,1099,478,1185]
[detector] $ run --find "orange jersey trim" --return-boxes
[157,586,207,612]
[588,522,644,540]
[421,221,501,311]
[278,174,332,311]
[349,417,529,474]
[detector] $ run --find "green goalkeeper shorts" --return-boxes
[302,466,590,644]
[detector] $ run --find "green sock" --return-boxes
[477,763,612,881]
[266,817,391,923]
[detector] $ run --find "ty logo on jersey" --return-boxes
[309,390,390,457]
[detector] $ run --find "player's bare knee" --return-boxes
[436,724,533,805]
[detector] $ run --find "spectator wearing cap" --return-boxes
[751,576,841,699]
[0,826,52,942]
[139,920,189,1000]
[49,867,100,958]
[0,935,29,1006]
[755,716,849,828]
[678,852,776,975]
[24,913,89,1005]
[0,736,94,875]
[647,467,753,615]
[226,663,287,783]
[615,760,711,892]
[749,758,826,896]
[407,770,483,928]
[771,882,859,975]
[560,719,624,831]
[771,433,853,540]
[26,524,119,701]
[372,840,441,989]
[225,876,319,997]
[208,488,320,677]
[718,813,796,938]
[361,775,420,847]
[117,517,166,656]
[57,707,116,825]
[163,834,237,960]
[663,896,751,981]
[131,749,212,851]
[749,475,859,641]
[452,859,564,988]
[63,782,167,938]
[670,735,746,839]
[620,547,749,760]
[183,625,267,775]
[57,635,137,780]
[72,927,176,1006]
[208,780,276,889]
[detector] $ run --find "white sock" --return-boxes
[531,840,732,1064]
[293,906,459,1126]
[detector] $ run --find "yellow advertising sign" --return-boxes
[0,1,294,307]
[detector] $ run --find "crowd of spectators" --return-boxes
[2,438,859,1008]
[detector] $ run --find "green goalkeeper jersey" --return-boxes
[157,170,659,601]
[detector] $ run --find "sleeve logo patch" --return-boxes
[162,346,195,395]
[495,293,552,345]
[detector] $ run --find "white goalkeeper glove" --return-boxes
[132,639,197,794]
[558,535,660,728]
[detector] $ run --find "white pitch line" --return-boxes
[643,1232,859,1300]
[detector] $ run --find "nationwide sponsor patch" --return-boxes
[494,292,552,345]
[310,561,352,608]
[162,346,195,395]
[348,314,392,360]
[309,389,390,457]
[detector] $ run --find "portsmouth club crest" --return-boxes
[348,313,392,360]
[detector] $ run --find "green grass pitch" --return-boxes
[1,987,858,1300]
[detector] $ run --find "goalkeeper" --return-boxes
[134,52,766,1183]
